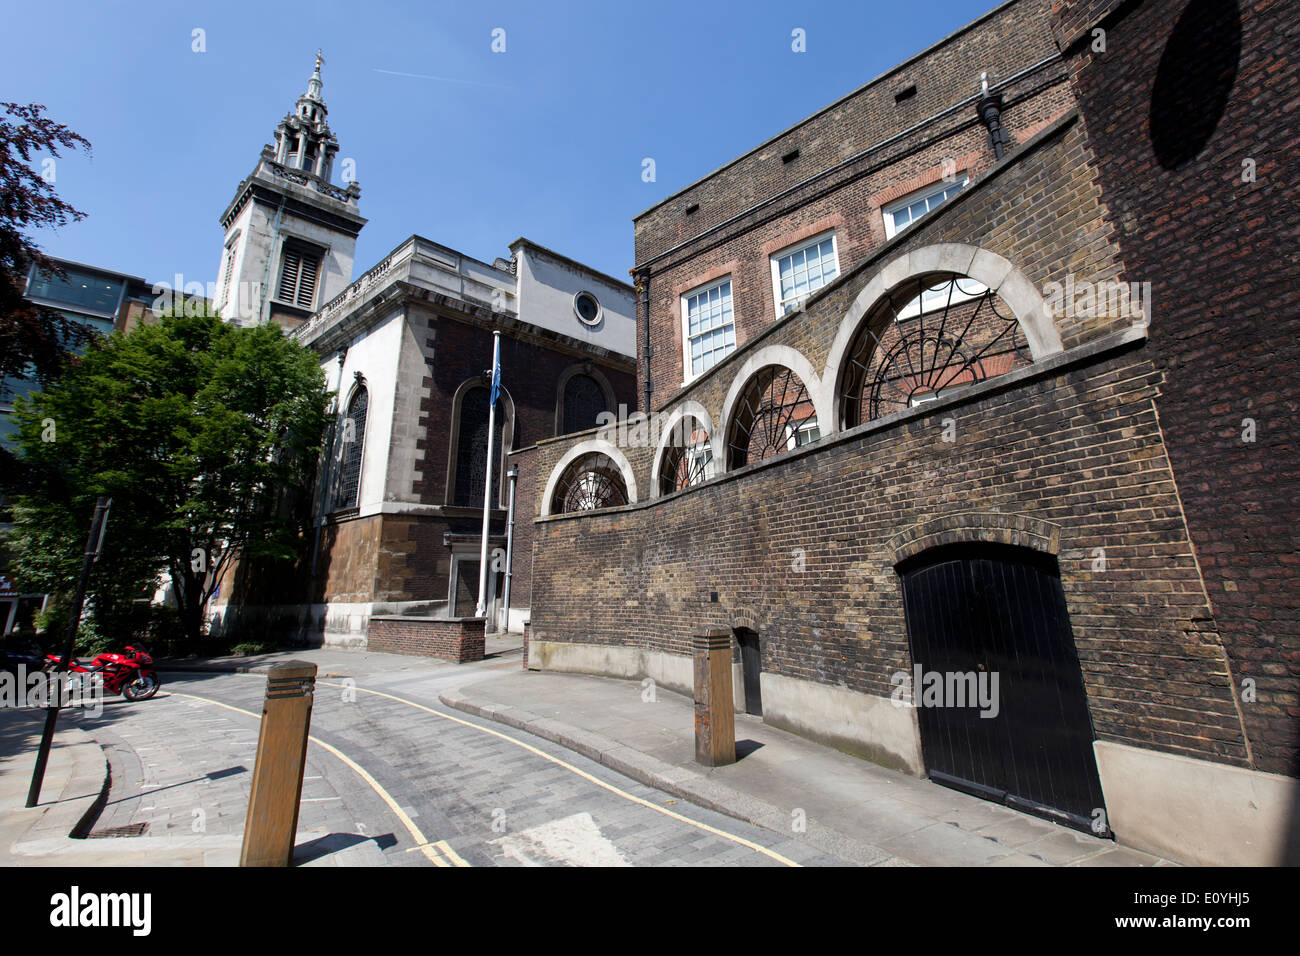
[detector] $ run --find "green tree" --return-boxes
[0,101,93,491]
[9,308,331,642]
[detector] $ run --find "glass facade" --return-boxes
[26,266,124,315]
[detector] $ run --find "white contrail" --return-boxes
[372,68,512,90]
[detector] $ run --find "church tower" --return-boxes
[214,53,366,329]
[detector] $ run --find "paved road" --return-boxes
[79,656,848,866]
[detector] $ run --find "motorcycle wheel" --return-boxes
[122,674,160,701]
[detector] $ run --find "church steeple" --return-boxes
[273,51,340,182]
[215,51,365,328]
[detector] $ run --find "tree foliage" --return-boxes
[9,309,331,641]
[0,102,94,386]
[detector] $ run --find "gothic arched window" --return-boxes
[450,384,515,508]
[334,384,368,510]
[561,373,611,435]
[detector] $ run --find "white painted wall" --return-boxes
[323,310,403,515]
[513,245,635,357]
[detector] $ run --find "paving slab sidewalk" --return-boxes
[155,634,523,678]
[442,669,1177,868]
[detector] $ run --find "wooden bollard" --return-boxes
[693,630,736,767]
[240,661,316,867]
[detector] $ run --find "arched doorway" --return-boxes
[898,543,1107,835]
[734,627,762,716]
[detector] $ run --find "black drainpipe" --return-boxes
[634,267,652,414]
[976,71,1010,161]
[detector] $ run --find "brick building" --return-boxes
[523,0,1299,866]
[208,60,638,655]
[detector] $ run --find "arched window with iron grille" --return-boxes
[725,365,819,470]
[658,415,714,496]
[550,453,629,514]
[837,274,1030,428]
[334,383,368,511]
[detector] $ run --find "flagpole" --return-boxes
[476,331,501,619]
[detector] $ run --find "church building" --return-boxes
[208,58,638,658]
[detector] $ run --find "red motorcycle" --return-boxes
[44,645,161,701]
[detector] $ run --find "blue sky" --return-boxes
[1,0,1000,288]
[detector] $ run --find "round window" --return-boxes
[573,291,602,326]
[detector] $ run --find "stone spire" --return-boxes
[272,51,340,181]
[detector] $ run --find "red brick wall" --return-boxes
[1051,0,1300,774]
[529,84,1252,773]
[368,616,485,662]
[634,0,1076,410]
[532,343,1246,768]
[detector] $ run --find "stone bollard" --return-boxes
[693,629,736,767]
[240,661,316,867]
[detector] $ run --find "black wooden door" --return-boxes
[736,629,763,716]
[900,544,1107,834]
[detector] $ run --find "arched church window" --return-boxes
[562,373,610,435]
[334,383,368,510]
[452,386,504,507]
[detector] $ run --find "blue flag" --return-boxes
[489,350,501,407]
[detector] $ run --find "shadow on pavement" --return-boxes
[292,830,398,865]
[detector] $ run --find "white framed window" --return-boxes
[894,275,989,320]
[882,176,968,239]
[770,232,839,316]
[682,277,736,381]
[785,419,821,450]
[686,439,713,482]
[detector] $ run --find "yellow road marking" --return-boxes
[168,690,463,868]
[316,681,800,867]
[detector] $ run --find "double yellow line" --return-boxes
[174,680,799,867]
[317,681,799,867]
[170,690,468,867]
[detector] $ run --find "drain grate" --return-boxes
[87,822,149,838]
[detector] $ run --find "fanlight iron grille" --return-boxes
[659,418,714,495]
[839,276,1030,428]
[554,453,629,514]
[726,366,818,469]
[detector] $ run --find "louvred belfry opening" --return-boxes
[278,242,322,310]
